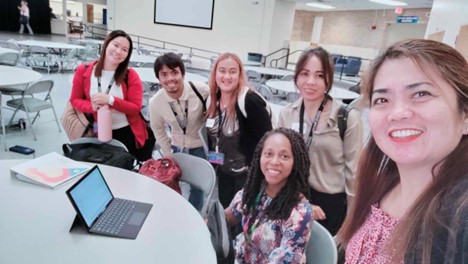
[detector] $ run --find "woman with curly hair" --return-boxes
[225,128,313,263]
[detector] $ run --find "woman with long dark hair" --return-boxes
[337,39,468,263]
[70,30,155,161]
[277,47,363,235]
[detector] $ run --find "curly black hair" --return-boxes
[241,128,311,220]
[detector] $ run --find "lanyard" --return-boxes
[244,184,266,242]
[97,76,115,95]
[169,100,189,135]
[214,103,227,152]
[299,98,327,148]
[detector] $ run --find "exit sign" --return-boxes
[396,16,419,23]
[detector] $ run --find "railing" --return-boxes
[263,48,290,68]
[268,49,305,69]
[84,24,220,66]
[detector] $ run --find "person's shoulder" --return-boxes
[188,80,210,96]
[149,89,167,105]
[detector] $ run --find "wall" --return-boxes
[112,0,295,68]
[291,8,430,60]
[425,0,468,47]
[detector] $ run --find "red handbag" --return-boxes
[138,158,182,194]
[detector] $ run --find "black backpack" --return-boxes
[63,142,137,170]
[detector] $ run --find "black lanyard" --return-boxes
[299,98,327,148]
[169,100,189,135]
[97,76,115,95]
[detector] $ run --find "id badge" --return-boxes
[206,118,216,128]
[208,151,224,165]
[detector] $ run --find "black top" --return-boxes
[235,91,273,165]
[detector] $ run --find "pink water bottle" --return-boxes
[97,105,112,142]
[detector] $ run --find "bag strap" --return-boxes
[337,104,353,141]
[189,81,206,112]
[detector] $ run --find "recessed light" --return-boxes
[306,3,336,9]
[369,0,408,6]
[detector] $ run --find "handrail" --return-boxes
[263,48,290,68]
[84,24,220,62]
[269,49,304,68]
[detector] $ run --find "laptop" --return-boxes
[66,165,152,239]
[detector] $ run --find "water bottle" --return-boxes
[97,105,112,142]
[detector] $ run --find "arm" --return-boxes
[70,64,94,113]
[148,94,172,157]
[111,69,143,116]
[343,109,363,201]
[268,202,313,263]
[224,190,244,227]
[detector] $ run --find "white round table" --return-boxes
[244,66,293,77]
[130,54,158,64]
[133,67,208,84]
[0,65,42,87]
[0,47,19,55]
[266,80,360,100]
[16,40,85,56]
[0,159,216,264]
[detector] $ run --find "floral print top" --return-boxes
[230,189,313,264]
[345,203,400,264]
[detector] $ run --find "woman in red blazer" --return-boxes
[70,30,154,161]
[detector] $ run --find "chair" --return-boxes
[172,153,216,217]
[343,57,361,76]
[55,48,80,72]
[330,53,343,65]
[281,74,294,81]
[139,62,154,68]
[0,94,7,151]
[258,84,282,103]
[0,52,20,66]
[305,221,338,264]
[27,46,54,73]
[246,70,262,89]
[6,80,61,140]
[286,92,301,103]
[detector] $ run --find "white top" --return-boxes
[244,66,294,77]
[266,80,360,100]
[133,68,208,84]
[0,159,217,264]
[0,65,42,87]
[89,69,129,129]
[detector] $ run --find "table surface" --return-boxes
[133,67,208,84]
[78,39,104,45]
[244,66,293,77]
[16,40,85,50]
[0,159,216,264]
[266,80,360,100]
[130,54,158,64]
[0,47,19,55]
[242,61,262,66]
[0,65,42,87]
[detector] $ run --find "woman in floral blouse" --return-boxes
[225,128,313,263]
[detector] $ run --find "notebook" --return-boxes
[66,165,152,239]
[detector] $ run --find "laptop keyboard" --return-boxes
[91,198,136,235]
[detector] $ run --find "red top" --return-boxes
[70,62,148,148]
[345,204,400,264]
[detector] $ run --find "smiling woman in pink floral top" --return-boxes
[225,128,313,263]
[337,39,468,264]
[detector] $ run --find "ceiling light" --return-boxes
[369,0,408,6]
[306,3,336,9]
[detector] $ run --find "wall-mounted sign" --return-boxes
[396,16,419,23]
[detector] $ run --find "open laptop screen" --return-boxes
[68,166,113,227]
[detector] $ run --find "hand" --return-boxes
[91,93,110,109]
[311,204,326,220]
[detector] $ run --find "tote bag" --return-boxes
[60,101,94,141]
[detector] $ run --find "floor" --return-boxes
[0,31,369,161]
